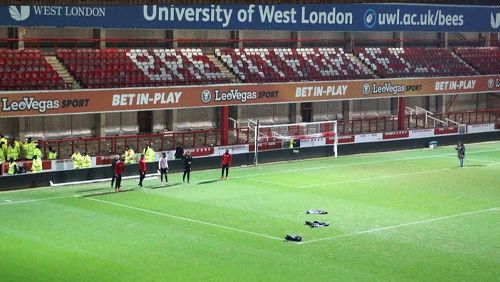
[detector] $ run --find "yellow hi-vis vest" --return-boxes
[48,151,58,160]
[81,155,91,168]
[8,162,17,175]
[33,147,42,159]
[23,142,36,159]
[125,149,135,164]
[71,152,82,169]
[7,146,19,161]
[32,158,42,173]
[0,148,5,162]
[14,141,21,155]
[0,137,7,155]
[143,147,156,162]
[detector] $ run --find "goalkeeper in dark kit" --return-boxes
[455,141,465,167]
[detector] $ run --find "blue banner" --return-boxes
[1,4,499,32]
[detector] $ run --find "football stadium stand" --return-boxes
[0,47,497,91]
[216,47,375,83]
[454,47,500,75]
[354,47,477,78]
[1,44,498,162]
[0,49,67,91]
[56,48,230,88]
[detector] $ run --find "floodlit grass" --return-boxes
[0,141,499,281]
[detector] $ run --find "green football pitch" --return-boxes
[1,141,499,281]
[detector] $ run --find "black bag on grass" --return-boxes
[285,234,303,242]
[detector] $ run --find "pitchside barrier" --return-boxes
[1,122,498,175]
[1,130,499,191]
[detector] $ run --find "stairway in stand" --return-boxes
[45,55,82,89]
[207,54,240,83]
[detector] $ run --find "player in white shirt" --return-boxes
[158,152,169,184]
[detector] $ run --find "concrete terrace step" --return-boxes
[348,54,377,77]
[452,52,480,75]
[207,54,240,83]
[45,55,82,89]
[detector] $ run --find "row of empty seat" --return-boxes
[0,47,498,91]
[216,48,374,83]
[56,48,229,88]
[0,49,67,91]
[354,47,476,78]
[454,47,500,75]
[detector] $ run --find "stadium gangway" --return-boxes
[229,117,239,129]
[412,106,448,128]
[413,106,463,128]
[415,106,434,116]
[405,107,416,115]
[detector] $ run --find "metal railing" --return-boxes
[0,37,495,51]
[38,128,253,159]
[32,108,499,159]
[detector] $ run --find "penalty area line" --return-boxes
[300,207,499,245]
[85,197,284,242]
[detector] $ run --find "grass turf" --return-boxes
[0,141,499,281]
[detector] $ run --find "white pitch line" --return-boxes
[229,148,500,183]
[0,195,74,206]
[300,207,499,245]
[231,155,444,182]
[85,197,283,242]
[2,146,498,194]
[50,172,160,187]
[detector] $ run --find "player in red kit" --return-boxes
[114,157,126,192]
[220,149,232,179]
[138,154,147,187]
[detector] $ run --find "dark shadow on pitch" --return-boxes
[149,183,182,189]
[197,179,220,185]
[79,189,135,197]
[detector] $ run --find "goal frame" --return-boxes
[251,120,338,165]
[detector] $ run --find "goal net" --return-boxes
[248,120,338,165]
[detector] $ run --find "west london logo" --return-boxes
[9,6,30,21]
[491,13,500,29]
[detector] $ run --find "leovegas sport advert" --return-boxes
[0,75,499,117]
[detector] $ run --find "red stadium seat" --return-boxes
[0,49,65,91]
[56,48,230,88]
[454,47,500,75]
[354,47,477,78]
[215,47,374,83]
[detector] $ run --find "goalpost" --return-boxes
[248,120,338,165]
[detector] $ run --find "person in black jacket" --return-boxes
[174,146,184,159]
[110,155,119,187]
[455,141,465,167]
[182,151,193,183]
